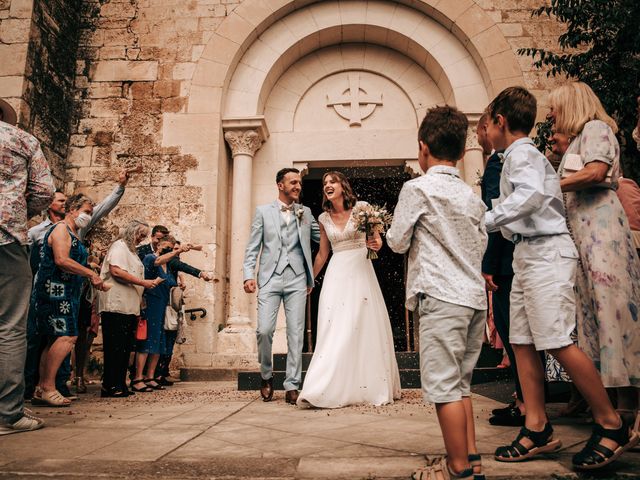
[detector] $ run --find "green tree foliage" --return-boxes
[518,0,640,180]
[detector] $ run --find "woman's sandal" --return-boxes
[468,454,485,480]
[495,423,562,462]
[572,417,640,470]
[130,379,153,393]
[31,389,72,407]
[143,378,165,390]
[412,457,473,480]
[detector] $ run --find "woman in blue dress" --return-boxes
[131,237,182,392]
[31,194,106,407]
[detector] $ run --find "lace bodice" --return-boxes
[319,201,367,252]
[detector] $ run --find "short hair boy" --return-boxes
[387,106,488,480]
[485,86,636,470]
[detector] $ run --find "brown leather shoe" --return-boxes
[260,378,273,402]
[285,389,299,405]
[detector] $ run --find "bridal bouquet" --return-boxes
[351,203,393,260]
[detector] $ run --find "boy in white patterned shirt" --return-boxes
[387,106,487,480]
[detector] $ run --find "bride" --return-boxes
[297,171,401,408]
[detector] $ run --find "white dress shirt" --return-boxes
[387,165,487,311]
[485,137,569,239]
[277,199,294,225]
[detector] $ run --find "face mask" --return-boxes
[160,247,173,255]
[75,212,92,229]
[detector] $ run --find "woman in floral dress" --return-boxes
[31,194,105,407]
[549,82,640,426]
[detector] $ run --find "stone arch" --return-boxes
[187,0,523,116]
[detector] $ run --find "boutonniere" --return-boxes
[295,206,305,221]
[474,169,483,187]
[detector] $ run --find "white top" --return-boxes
[386,165,487,311]
[277,199,293,225]
[485,137,569,240]
[97,239,145,315]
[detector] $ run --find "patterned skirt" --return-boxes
[565,188,640,388]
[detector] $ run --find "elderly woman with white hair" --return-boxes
[97,220,162,398]
[549,82,640,452]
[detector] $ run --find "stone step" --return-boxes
[237,367,511,391]
[271,344,504,371]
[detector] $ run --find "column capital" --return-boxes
[224,130,263,157]
[222,116,269,158]
[465,124,483,152]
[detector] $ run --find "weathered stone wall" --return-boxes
[0,0,32,127]
[1,0,83,185]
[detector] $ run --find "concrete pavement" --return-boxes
[0,382,638,479]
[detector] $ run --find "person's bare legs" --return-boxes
[462,396,481,476]
[39,337,76,393]
[134,352,147,382]
[512,344,547,431]
[435,401,471,475]
[144,354,160,386]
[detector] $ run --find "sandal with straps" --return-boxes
[130,379,153,393]
[143,378,165,390]
[468,454,485,480]
[412,457,473,480]
[495,423,562,462]
[572,417,640,471]
[33,389,72,407]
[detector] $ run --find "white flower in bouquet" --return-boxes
[350,203,393,259]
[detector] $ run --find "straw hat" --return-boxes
[0,99,18,126]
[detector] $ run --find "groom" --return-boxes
[243,168,320,404]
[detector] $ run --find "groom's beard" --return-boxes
[283,189,301,204]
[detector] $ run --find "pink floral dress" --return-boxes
[560,120,640,388]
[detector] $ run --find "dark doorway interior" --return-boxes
[301,165,412,353]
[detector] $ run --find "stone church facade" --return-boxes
[1,0,565,376]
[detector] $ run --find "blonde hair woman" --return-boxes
[549,82,640,445]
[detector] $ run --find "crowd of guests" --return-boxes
[0,98,212,433]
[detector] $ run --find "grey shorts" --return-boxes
[418,295,486,404]
[510,234,578,351]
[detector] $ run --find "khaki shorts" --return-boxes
[510,234,578,351]
[418,295,486,404]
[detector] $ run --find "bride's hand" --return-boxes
[366,236,383,252]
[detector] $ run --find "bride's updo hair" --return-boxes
[322,171,357,212]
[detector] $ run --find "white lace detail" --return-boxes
[319,201,367,252]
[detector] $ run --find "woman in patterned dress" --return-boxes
[31,194,106,407]
[549,82,640,427]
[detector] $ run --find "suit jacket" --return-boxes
[481,152,514,276]
[243,201,320,288]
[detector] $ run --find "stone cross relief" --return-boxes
[326,73,383,127]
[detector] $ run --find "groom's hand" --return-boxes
[243,279,257,293]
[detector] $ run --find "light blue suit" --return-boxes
[243,201,320,390]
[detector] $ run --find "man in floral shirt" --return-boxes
[0,99,55,435]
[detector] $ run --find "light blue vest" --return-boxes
[274,213,305,276]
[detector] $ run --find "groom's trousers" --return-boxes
[256,266,307,391]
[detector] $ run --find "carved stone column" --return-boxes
[463,119,485,192]
[222,120,268,332]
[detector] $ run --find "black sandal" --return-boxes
[495,423,562,462]
[130,379,153,392]
[144,378,165,390]
[468,454,485,480]
[572,418,640,470]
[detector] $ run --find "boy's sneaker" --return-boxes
[0,412,45,435]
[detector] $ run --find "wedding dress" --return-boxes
[297,202,401,408]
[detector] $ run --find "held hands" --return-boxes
[244,279,257,293]
[482,272,498,292]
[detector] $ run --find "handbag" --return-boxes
[135,316,147,341]
[164,305,179,331]
[561,153,613,186]
[175,306,187,345]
